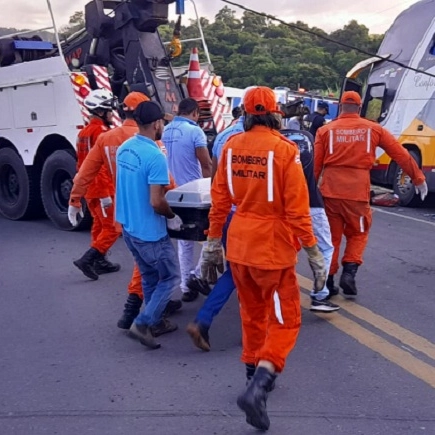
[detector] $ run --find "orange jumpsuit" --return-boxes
[76,118,118,255]
[208,126,317,373]
[70,119,176,298]
[314,113,425,274]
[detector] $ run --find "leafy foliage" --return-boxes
[165,9,384,94]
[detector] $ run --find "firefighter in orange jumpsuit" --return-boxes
[314,91,427,298]
[68,92,181,331]
[201,86,327,431]
[71,89,121,281]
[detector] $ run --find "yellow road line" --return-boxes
[298,274,435,362]
[299,292,435,389]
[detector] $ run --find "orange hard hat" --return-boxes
[123,92,150,111]
[340,91,362,105]
[244,86,284,116]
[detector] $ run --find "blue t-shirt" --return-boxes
[115,135,170,242]
[162,116,208,186]
[212,116,245,160]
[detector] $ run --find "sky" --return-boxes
[0,0,422,34]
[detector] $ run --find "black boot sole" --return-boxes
[95,266,121,275]
[340,276,357,298]
[117,317,135,330]
[73,261,98,280]
[237,393,270,431]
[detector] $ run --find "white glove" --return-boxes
[415,181,428,201]
[68,205,84,226]
[167,214,183,231]
[100,197,113,208]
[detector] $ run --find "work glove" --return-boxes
[68,205,84,227]
[100,196,113,209]
[303,244,327,293]
[201,238,224,285]
[415,181,428,201]
[167,214,183,231]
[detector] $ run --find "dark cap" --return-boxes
[134,101,165,125]
[317,101,329,113]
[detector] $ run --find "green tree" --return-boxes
[59,11,84,38]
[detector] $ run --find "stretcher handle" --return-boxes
[180,223,196,229]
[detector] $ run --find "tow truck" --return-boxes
[0,0,228,229]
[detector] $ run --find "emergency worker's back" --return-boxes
[314,114,423,202]
[216,126,314,269]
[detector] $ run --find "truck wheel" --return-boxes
[0,148,42,220]
[40,150,92,231]
[393,150,422,207]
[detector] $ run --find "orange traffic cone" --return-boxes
[187,47,206,100]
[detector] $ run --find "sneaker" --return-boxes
[186,322,210,351]
[181,289,199,302]
[129,323,161,349]
[186,274,211,296]
[310,298,340,313]
[150,319,178,337]
[162,299,182,317]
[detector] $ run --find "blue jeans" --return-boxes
[195,211,235,327]
[123,231,181,326]
[310,208,334,301]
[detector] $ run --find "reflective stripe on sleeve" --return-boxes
[329,130,334,154]
[367,129,371,153]
[267,150,274,202]
[360,216,365,233]
[104,146,114,176]
[226,148,235,196]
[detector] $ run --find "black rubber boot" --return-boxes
[94,256,121,275]
[73,248,100,280]
[237,366,276,431]
[117,294,143,330]
[246,364,277,393]
[339,263,359,298]
[326,275,340,299]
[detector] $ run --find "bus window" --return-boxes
[364,84,387,123]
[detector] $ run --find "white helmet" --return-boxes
[84,89,115,111]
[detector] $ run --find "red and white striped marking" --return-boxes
[70,72,91,124]
[200,69,231,132]
[91,66,122,126]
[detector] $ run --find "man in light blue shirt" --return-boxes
[162,98,213,302]
[116,101,183,349]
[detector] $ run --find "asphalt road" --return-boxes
[1,202,435,435]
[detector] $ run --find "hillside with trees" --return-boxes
[1,6,384,94]
[160,6,384,94]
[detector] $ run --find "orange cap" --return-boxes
[340,91,362,105]
[123,92,150,111]
[243,86,284,116]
